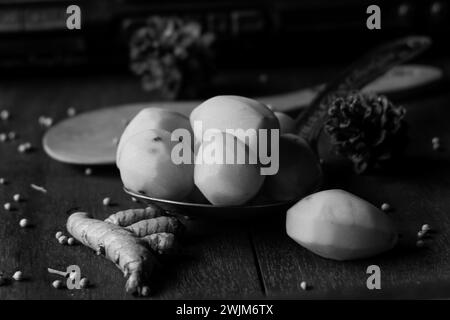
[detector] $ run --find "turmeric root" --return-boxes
[144,233,176,254]
[105,206,163,226]
[126,216,181,237]
[67,206,182,296]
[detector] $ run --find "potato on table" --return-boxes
[117,108,192,167]
[264,134,321,201]
[119,129,194,201]
[194,132,265,206]
[190,95,279,154]
[286,189,398,261]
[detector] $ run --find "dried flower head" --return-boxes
[325,91,407,173]
[129,16,214,98]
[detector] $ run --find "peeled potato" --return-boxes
[274,111,296,134]
[190,95,279,153]
[194,131,264,206]
[286,189,398,261]
[117,108,192,167]
[264,134,321,201]
[119,129,194,201]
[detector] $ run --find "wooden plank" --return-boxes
[2,67,447,299]
[0,74,263,299]
[252,90,450,299]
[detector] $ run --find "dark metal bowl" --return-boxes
[123,187,302,219]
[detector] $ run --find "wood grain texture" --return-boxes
[0,66,449,299]
[0,74,263,299]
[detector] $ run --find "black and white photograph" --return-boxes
[0,0,449,309]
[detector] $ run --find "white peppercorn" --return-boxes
[102,197,111,206]
[19,218,30,228]
[58,235,68,245]
[300,281,308,291]
[52,279,64,289]
[80,277,89,288]
[12,271,23,281]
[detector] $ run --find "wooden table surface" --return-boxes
[0,64,449,300]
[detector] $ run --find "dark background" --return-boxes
[0,0,449,71]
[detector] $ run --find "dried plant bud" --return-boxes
[325,91,407,173]
[129,16,214,98]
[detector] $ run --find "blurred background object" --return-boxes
[128,16,214,98]
[0,0,449,70]
[0,0,448,98]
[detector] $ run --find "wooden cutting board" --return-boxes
[43,64,442,165]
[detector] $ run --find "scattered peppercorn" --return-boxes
[19,218,30,228]
[0,177,6,185]
[421,224,431,232]
[0,133,7,142]
[102,197,111,206]
[4,202,12,211]
[13,194,21,202]
[18,142,32,153]
[8,131,17,140]
[18,144,27,153]
[432,137,441,151]
[38,116,53,128]
[381,203,391,211]
[84,168,92,176]
[67,237,76,246]
[417,230,425,238]
[52,279,64,289]
[58,235,68,245]
[67,107,77,117]
[300,281,308,291]
[141,286,150,297]
[131,197,138,202]
[0,109,10,120]
[55,231,63,239]
[12,271,23,281]
[416,240,425,248]
[79,277,89,288]
[258,73,268,84]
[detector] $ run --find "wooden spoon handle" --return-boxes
[296,36,432,146]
